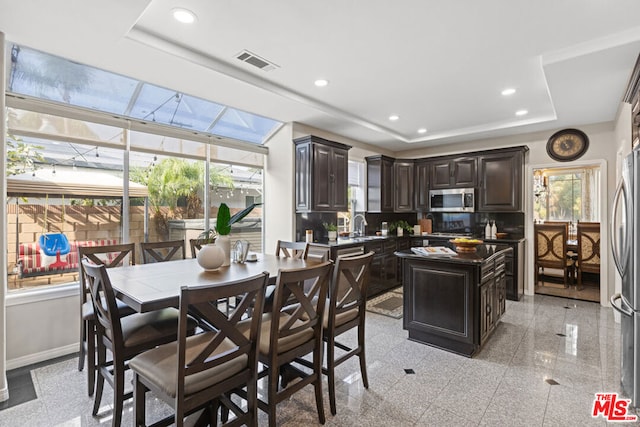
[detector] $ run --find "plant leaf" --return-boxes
[216,203,231,235]
[215,202,262,235]
[229,203,262,225]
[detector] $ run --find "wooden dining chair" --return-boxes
[140,239,186,263]
[534,223,574,287]
[189,238,215,258]
[255,261,333,426]
[77,243,136,397]
[130,272,269,427]
[576,222,600,290]
[275,240,309,259]
[301,251,374,415]
[81,260,197,427]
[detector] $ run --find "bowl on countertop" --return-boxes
[450,238,483,253]
[495,232,509,239]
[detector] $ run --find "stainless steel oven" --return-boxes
[429,188,475,212]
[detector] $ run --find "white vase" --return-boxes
[196,243,225,270]
[328,231,337,241]
[217,235,231,266]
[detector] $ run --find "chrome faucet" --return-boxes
[352,213,368,236]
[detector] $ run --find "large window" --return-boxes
[4,43,276,292]
[6,110,266,292]
[533,166,601,223]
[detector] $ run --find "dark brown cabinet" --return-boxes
[429,157,477,189]
[366,155,394,212]
[365,239,401,297]
[479,251,507,346]
[414,160,430,210]
[294,135,351,212]
[394,160,414,212]
[477,148,525,212]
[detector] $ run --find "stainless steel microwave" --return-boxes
[429,188,475,212]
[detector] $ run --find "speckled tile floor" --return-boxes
[1,294,636,426]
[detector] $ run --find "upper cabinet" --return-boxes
[294,135,351,212]
[394,160,414,212]
[366,156,415,213]
[429,157,477,189]
[414,160,430,211]
[366,155,395,212]
[477,147,526,212]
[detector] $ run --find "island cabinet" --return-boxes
[397,245,511,357]
[429,157,477,189]
[476,147,526,212]
[294,135,351,212]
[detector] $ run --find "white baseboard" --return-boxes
[6,343,77,370]
[0,384,8,402]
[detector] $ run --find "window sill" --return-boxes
[6,282,79,307]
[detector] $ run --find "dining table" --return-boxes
[107,254,311,313]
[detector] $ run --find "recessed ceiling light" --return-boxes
[389,115,399,121]
[501,88,516,96]
[314,79,329,87]
[515,109,528,116]
[418,128,427,134]
[172,8,197,24]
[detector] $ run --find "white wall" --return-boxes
[263,123,296,254]
[6,287,78,368]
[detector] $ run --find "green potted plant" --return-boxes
[215,202,262,266]
[323,222,338,241]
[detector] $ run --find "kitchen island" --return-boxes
[396,243,512,357]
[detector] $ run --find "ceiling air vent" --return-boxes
[236,50,278,72]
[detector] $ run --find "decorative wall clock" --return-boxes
[546,129,589,162]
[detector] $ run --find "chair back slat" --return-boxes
[141,239,186,263]
[534,223,568,268]
[331,251,375,319]
[177,272,269,396]
[189,238,216,258]
[270,262,332,343]
[78,243,135,305]
[577,222,601,270]
[276,240,309,259]
[80,260,123,350]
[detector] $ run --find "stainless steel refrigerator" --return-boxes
[611,149,640,407]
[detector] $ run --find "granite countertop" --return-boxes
[417,233,525,244]
[312,233,524,247]
[395,243,512,264]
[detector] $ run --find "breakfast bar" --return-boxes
[396,243,512,357]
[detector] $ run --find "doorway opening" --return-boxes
[532,165,601,302]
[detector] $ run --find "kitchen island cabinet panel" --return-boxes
[397,245,511,357]
[407,264,471,337]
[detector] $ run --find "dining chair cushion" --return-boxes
[254,313,314,355]
[129,332,248,398]
[81,299,135,322]
[300,299,357,329]
[323,304,358,329]
[114,308,197,348]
